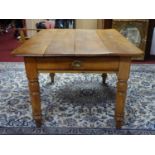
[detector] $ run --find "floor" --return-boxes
[1,62,155,131]
[0,30,23,62]
[0,30,155,63]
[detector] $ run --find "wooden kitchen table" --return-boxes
[12,29,143,128]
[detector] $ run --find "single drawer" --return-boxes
[36,57,119,71]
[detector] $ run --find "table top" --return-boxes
[12,29,143,57]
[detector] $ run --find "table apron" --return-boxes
[36,57,120,72]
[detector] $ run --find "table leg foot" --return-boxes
[115,80,127,129]
[49,73,55,84]
[34,117,42,128]
[115,116,123,129]
[102,73,107,85]
[116,121,122,129]
[33,115,42,127]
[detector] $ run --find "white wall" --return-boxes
[76,19,97,29]
[25,19,42,37]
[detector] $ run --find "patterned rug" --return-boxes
[0,62,155,135]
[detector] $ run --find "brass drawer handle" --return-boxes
[72,60,81,68]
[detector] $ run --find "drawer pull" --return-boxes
[72,60,81,68]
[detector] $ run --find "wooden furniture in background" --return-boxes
[97,19,112,29]
[102,19,149,60]
[12,29,143,129]
[145,19,155,59]
[112,20,149,60]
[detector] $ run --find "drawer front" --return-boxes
[37,57,119,71]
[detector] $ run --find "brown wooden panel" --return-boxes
[36,57,119,71]
[44,29,75,56]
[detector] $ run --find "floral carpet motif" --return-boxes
[0,62,155,134]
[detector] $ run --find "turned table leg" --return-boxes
[24,57,42,127]
[102,73,107,85]
[115,57,131,129]
[49,73,55,84]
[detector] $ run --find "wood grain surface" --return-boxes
[12,29,143,57]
